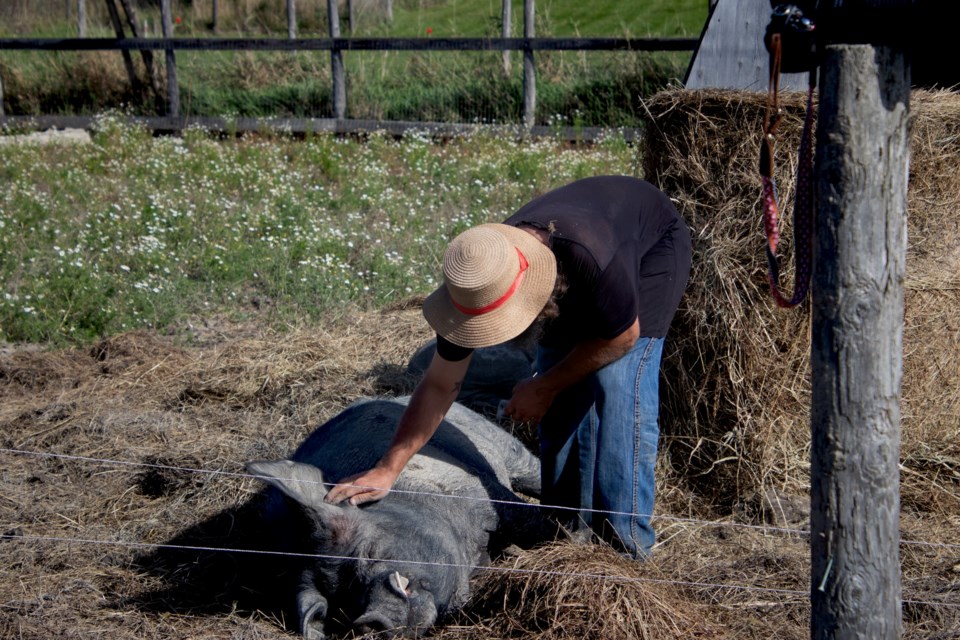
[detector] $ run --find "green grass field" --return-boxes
[0,119,636,345]
[1,1,697,345]
[0,0,709,124]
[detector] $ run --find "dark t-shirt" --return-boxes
[437,176,692,361]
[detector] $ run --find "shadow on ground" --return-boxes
[120,492,306,633]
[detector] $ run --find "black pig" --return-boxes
[247,397,551,639]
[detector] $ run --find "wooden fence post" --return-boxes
[522,0,535,128]
[348,0,355,35]
[103,0,143,96]
[327,0,346,119]
[287,0,297,39]
[117,0,161,101]
[159,0,180,117]
[810,42,909,640]
[77,0,87,37]
[501,0,511,75]
[211,0,219,33]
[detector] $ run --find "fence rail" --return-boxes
[0,0,699,133]
[0,37,698,52]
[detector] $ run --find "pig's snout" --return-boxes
[353,611,400,635]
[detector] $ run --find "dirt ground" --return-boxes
[1,304,957,639]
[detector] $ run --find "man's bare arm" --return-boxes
[324,350,473,504]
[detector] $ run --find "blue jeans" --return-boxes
[536,337,664,558]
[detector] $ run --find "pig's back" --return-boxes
[289,397,536,499]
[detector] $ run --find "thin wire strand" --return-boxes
[0,532,809,596]
[3,532,958,611]
[3,446,959,552]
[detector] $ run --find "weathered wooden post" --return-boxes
[117,0,162,100]
[159,0,180,117]
[501,0,512,75]
[77,0,87,37]
[103,0,143,96]
[287,0,297,39]
[211,0,219,33]
[522,0,535,129]
[348,0,355,35]
[810,5,911,638]
[327,0,346,119]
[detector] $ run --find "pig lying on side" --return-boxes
[247,397,552,639]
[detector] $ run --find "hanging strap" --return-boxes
[760,33,817,309]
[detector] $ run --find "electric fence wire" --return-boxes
[3,445,959,551]
[2,445,958,612]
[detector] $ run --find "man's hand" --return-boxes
[324,465,399,506]
[504,376,557,425]
[504,318,641,425]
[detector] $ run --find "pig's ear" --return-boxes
[389,571,411,598]
[248,460,366,548]
[247,460,331,507]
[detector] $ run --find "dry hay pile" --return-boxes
[449,542,726,640]
[0,306,734,639]
[1,307,779,640]
[0,307,434,639]
[643,89,960,518]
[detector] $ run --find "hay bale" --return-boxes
[642,89,960,512]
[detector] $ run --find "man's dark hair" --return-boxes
[509,266,568,351]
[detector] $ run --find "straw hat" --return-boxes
[423,223,558,348]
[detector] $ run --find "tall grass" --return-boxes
[0,0,707,125]
[0,118,635,345]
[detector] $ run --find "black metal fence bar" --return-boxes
[0,37,698,52]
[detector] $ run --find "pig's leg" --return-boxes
[297,569,329,640]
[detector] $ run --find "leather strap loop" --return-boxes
[760,32,817,309]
